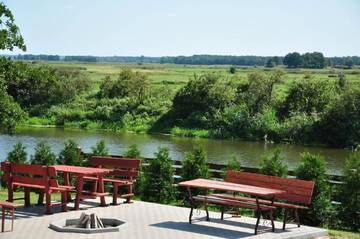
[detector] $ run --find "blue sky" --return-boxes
[2,0,360,56]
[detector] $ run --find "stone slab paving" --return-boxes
[0,197,327,239]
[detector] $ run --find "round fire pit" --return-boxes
[50,218,125,234]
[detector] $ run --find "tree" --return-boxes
[259,148,288,177]
[124,144,141,158]
[339,152,360,231]
[7,142,27,163]
[283,52,302,68]
[301,52,325,69]
[181,145,209,181]
[0,2,26,51]
[30,141,56,165]
[142,147,175,203]
[265,58,275,68]
[344,57,354,69]
[295,153,333,226]
[91,140,109,156]
[58,140,83,166]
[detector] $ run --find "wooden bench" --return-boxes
[191,195,275,234]
[0,201,21,232]
[83,156,140,205]
[214,170,315,229]
[2,162,73,214]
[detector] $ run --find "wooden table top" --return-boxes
[53,165,111,175]
[179,178,285,197]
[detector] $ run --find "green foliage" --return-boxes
[124,144,141,158]
[58,140,83,166]
[30,141,56,165]
[142,147,175,203]
[283,52,302,68]
[259,148,288,177]
[0,2,26,51]
[181,145,209,181]
[172,74,236,120]
[91,140,109,156]
[222,154,241,178]
[7,142,27,163]
[0,86,26,133]
[280,79,334,116]
[229,66,236,74]
[301,52,326,69]
[99,69,150,103]
[320,88,360,147]
[295,152,333,226]
[339,153,360,231]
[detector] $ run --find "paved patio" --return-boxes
[0,197,327,239]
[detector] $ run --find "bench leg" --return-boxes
[204,203,210,221]
[189,205,194,224]
[37,191,44,205]
[61,192,68,212]
[255,210,261,235]
[1,208,5,233]
[269,210,275,232]
[45,193,52,214]
[221,206,224,220]
[295,208,300,227]
[24,188,31,207]
[282,208,288,230]
[11,208,14,232]
[126,184,133,203]
[112,184,118,205]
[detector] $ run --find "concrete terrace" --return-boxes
[0,197,327,239]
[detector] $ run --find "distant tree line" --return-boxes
[3,53,360,68]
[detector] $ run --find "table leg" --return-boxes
[98,174,106,206]
[63,172,72,202]
[11,208,14,232]
[1,207,5,232]
[75,175,84,210]
[187,187,195,224]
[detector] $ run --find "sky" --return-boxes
[2,0,360,57]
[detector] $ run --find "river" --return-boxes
[0,127,350,175]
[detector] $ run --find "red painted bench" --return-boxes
[83,156,141,204]
[213,170,315,229]
[1,162,73,214]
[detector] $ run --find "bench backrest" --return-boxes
[90,156,141,180]
[225,170,315,205]
[10,163,49,188]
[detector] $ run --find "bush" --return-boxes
[7,142,27,163]
[222,154,241,178]
[0,88,26,133]
[91,140,109,156]
[141,147,175,203]
[339,153,360,231]
[30,141,56,165]
[181,145,209,181]
[259,148,288,177]
[295,152,333,226]
[58,140,83,166]
[124,144,141,158]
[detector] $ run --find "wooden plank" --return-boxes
[11,163,47,175]
[12,175,45,187]
[91,156,140,169]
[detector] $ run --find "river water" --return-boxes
[0,127,349,175]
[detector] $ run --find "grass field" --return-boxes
[36,61,360,91]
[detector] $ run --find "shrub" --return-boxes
[124,144,141,158]
[339,153,360,231]
[0,88,26,133]
[295,152,333,226]
[91,140,109,156]
[181,145,209,181]
[222,154,241,178]
[142,147,175,203]
[259,148,288,177]
[7,142,27,163]
[30,141,56,165]
[58,140,83,166]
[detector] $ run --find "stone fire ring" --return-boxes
[49,218,125,234]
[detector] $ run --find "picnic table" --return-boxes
[179,178,285,234]
[53,165,111,210]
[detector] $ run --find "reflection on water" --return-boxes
[0,127,350,174]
